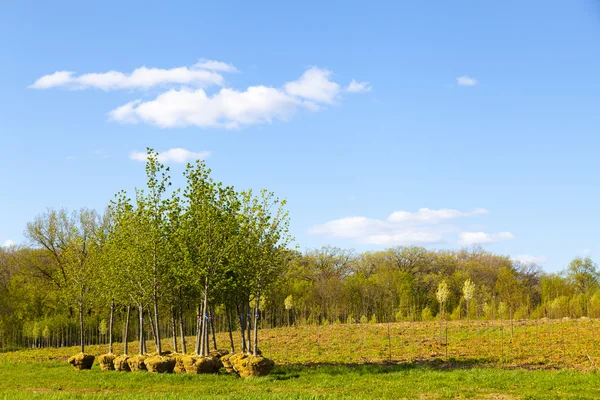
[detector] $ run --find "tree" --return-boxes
[495,266,523,337]
[566,257,598,317]
[436,280,449,344]
[26,208,100,353]
[462,278,476,325]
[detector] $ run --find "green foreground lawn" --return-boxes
[1,362,599,399]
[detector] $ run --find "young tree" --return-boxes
[182,160,238,357]
[436,280,449,344]
[462,278,476,325]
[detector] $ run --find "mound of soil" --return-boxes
[113,355,131,372]
[98,353,116,371]
[221,353,235,374]
[127,355,147,372]
[68,352,95,370]
[182,355,222,374]
[209,349,229,358]
[145,356,176,373]
[231,353,274,378]
[172,354,186,374]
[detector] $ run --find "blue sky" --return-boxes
[1,0,600,273]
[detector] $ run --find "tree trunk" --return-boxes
[209,306,217,351]
[179,302,187,354]
[194,303,201,355]
[108,299,115,353]
[153,290,162,354]
[124,305,131,355]
[253,293,260,356]
[237,303,246,352]
[226,305,235,353]
[138,305,145,355]
[246,302,252,354]
[149,313,159,353]
[79,303,85,353]
[200,286,209,356]
[171,306,178,353]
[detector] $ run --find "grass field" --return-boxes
[2,320,600,399]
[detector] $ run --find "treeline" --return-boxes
[0,152,599,353]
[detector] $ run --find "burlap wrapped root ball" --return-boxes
[67,353,95,370]
[172,354,186,374]
[98,353,116,371]
[145,355,176,373]
[209,349,229,358]
[126,355,147,372]
[220,353,236,374]
[231,353,275,378]
[113,355,131,372]
[182,355,222,374]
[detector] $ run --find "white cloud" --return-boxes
[130,148,211,164]
[2,240,16,248]
[346,79,371,93]
[34,64,368,129]
[310,207,490,246]
[512,254,547,265]
[283,67,341,104]
[456,76,478,86]
[582,249,592,256]
[388,208,488,224]
[30,64,226,90]
[194,59,238,73]
[109,67,357,128]
[458,231,515,245]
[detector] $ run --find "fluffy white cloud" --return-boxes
[110,67,357,128]
[310,208,490,246]
[30,64,226,90]
[283,67,341,104]
[194,59,238,73]
[33,63,368,128]
[456,76,478,86]
[111,86,300,128]
[458,231,515,245]
[130,148,211,164]
[2,240,16,248]
[388,208,488,224]
[346,79,371,93]
[512,254,547,265]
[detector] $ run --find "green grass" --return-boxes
[1,361,600,399]
[3,320,600,398]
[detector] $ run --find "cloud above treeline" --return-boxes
[30,60,370,129]
[310,207,515,246]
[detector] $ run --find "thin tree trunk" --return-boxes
[195,303,202,355]
[179,302,187,354]
[237,303,246,352]
[79,303,85,353]
[246,302,252,354]
[124,305,131,355]
[149,313,159,353]
[108,299,115,353]
[253,293,260,356]
[138,305,145,355]
[226,305,235,353]
[209,306,217,351]
[171,306,178,353]
[200,286,209,356]
[153,290,162,354]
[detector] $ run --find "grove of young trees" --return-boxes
[0,150,598,359]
